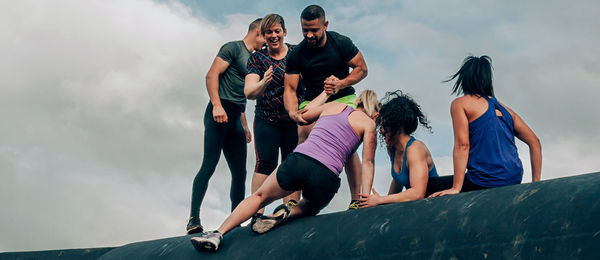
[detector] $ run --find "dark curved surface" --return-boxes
[0,248,115,260]
[3,172,600,259]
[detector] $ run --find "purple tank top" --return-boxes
[294,106,361,175]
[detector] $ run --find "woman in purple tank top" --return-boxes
[191,90,380,252]
[430,56,542,198]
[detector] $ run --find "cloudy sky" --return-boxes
[1,0,599,252]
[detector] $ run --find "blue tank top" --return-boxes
[294,106,361,175]
[466,97,523,187]
[390,137,438,189]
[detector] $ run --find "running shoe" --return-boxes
[186,216,204,235]
[348,200,360,210]
[285,199,298,209]
[251,204,290,234]
[249,213,263,227]
[190,230,222,252]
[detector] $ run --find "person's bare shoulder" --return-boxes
[407,139,428,157]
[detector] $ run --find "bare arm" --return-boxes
[244,66,273,100]
[429,99,469,197]
[206,56,230,123]
[283,73,306,124]
[240,112,252,143]
[299,101,334,124]
[359,121,377,197]
[324,51,368,94]
[506,107,542,181]
[302,91,330,111]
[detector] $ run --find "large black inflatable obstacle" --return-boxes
[2,172,599,259]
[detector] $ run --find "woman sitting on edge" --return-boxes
[191,90,380,252]
[358,91,445,208]
[430,55,542,197]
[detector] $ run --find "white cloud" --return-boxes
[0,0,257,251]
[2,0,599,252]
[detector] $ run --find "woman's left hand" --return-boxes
[358,188,382,208]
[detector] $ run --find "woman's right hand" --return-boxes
[358,188,382,208]
[262,65,273,85]
[428,187,460,198]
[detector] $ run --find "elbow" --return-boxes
[412,188,426,200]
[455,142,469,152]
[362,66,368,79]
[411,192,425,201]
[532,136,541,151]
[244,90,257,100]
[205,73,216,86]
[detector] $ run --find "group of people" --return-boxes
[187,5,543,253]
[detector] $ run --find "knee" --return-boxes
[303,205,320,217]
[252,190,267,202]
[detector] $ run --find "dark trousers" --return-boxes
[253,116,298,175]
[425,175,488,197]
[190,101,247,219]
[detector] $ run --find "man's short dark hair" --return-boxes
[248,18,263,32]
[301,5,325,21]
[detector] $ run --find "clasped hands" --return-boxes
[323,75,343,95]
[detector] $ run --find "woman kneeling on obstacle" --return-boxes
[191,90,380,252]
[429,55,542,197]
[357,91,448,208]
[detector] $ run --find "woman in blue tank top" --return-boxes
[430,56,542,198]
[358,91,448,208]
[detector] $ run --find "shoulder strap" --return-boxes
[402,137,416,163]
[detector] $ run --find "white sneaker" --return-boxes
[191,231,222,252]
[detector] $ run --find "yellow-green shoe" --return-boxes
[348,200,360,210]
[285,199,298,209]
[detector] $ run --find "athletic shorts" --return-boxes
[298,94,357,110]
[276,152,341,211]
[253,117,298,175]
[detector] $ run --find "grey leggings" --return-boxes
[190,100,247,219]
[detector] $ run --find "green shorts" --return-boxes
[298,94,357,110]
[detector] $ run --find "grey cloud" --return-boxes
[2,0,599,252]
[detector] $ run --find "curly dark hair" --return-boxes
[376,91,432,142]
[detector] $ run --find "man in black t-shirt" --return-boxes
[284,5,368,118]
[283,5,369,210]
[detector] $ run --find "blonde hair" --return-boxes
[355,89,381,117]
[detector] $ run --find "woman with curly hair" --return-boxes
[358,91,448,208]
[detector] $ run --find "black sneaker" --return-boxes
[191,230,222,252]
[348,200,359,210]
[186,216,204,235]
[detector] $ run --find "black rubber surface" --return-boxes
[3,172,599,259]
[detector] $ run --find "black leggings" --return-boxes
[190,101,247,219]
[425,175,488,197]
[253,117,298,174]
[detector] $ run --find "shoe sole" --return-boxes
[191,238,218,252]
[251,218,277,234]
[187,226,203,235]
